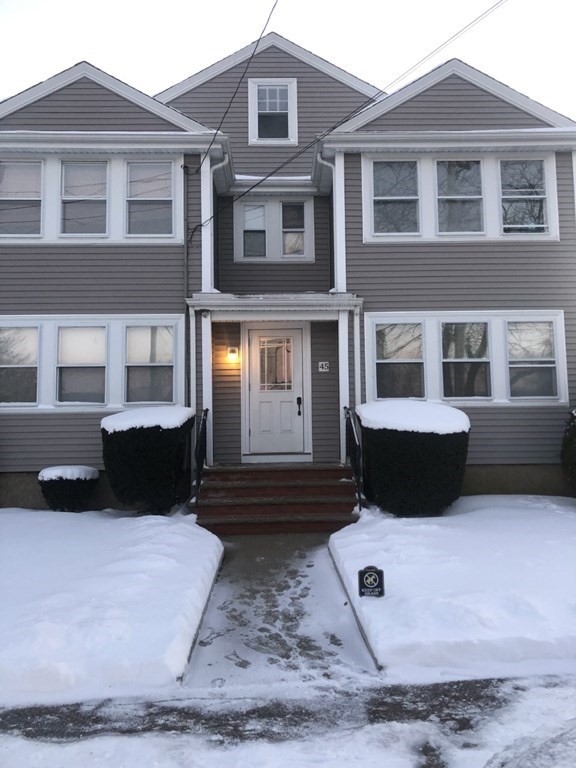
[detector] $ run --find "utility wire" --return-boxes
[193,0,280,175]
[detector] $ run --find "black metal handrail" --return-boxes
[194,408,209,508]
[344,406,364,509]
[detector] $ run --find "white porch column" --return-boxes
[201,311,214,464]
[338,309,350,464]
[333,152,347,293]
[200,154,214,292]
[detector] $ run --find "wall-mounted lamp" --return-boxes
[226,346,239,364]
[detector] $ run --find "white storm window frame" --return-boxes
[126,161,174,237]
[0,160,43,237]
[233,197,315,262]
[365,311,568,405]
[0,156,183,243]
[362,154,559,243]
[248,78,298,146]
[0,315,185,411]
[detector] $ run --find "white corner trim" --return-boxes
[334,153,347,292]
[338,310,350,464]
[201,312,213,464]
[200,154,213,292]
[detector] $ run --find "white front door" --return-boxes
[248,328,305,455]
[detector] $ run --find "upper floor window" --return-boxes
[366,311,567,405]
[0,316,184,409]
[127,162,173,235]
[0,161,41,235]
[61,162,107,235]
[363,154,558,242]
[234,197,314,261]
[248,79,298,145]
[500,160,547,234]
[0,157,182,242]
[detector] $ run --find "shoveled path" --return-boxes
[0,534,516,764]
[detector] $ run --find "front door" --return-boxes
[248,328,305,455]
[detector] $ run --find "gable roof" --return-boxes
[333,59,576,132]
[155,31,381,102]
[0,62,214,134]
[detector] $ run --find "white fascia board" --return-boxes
[0,131,225,156]
[0,61,213,134]
[187,293,363,313]
[334,59,576,133]
[321,128,576,155]
[230,175,317,195]
[156,32,381,102]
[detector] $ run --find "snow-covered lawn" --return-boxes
[0,495,575,767]
[0,509,223,703]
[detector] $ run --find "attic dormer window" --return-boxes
[248,79,298,145]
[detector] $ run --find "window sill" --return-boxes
[363,233,559,245]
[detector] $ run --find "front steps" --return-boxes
[193,464,359,535]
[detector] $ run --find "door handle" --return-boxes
[296,396,302,416]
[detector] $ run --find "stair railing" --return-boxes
[194,408,209,508]
[344,406,364,510]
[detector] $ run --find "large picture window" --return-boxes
[366,312,566,404]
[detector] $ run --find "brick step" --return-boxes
[200,480,356,500]
[202,465,353,483]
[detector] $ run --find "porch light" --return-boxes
[226,346,239,364]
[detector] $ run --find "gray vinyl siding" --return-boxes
[212,322,242,464]
[216,195,332,293]
[311,322,340,462]
[0,412,105,471]
[166,46,372,175]
[360,75,551,131]
[0,245,185,313]
[344,151,576,464]
[0,79,183,131]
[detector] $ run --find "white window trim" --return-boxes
[233,196,315,262]
[365,310,568,405]
[125,160,175,238]
[0,156,183,243]
[0,160,43,238]
[248,78,298,146]
[0,315,185,411]
[362,153,559,243]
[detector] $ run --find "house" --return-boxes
[2,32,576,511]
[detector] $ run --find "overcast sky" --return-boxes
[0,0,573,120]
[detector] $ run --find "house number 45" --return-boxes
[318,362,330,372]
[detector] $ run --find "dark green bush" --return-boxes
[39,476,99,512]
[361,425,469,517]
[561,409,576,492]
[102,413,194,514]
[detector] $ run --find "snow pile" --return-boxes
[329,495,576,683]
[356,399,470,434]
[38,465,99,481]
[0,509,222,702]
[101,406,195,433]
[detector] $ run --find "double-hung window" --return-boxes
[127,162,173,235]
[500,160,547,234]
[437,160,483,233]
[235,197,314,261]
[0,327,38,403]
[363,154,557,241]
[248,79,298,145]
[57,326,106,403]
[61,162,107,235]
[372,161,419,234]
[366,312,566,404]
[1,316,183,409]
[0,161,42,235]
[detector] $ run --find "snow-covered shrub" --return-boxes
[561,409,576,492]
[101,407,195,514]
[38,466,99,512]
[357,400,470,517]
